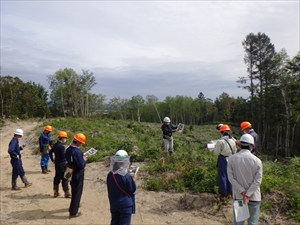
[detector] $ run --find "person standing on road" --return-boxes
[8,129,32,190]
[161,117,178,155]
[107,150,137,225]
[39,125,53,174]
[239,121,259,155]
[65,133,87,218]
[227,133,263,225]
[214,124,237,201]
[49,131,71,198]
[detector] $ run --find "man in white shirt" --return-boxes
[227,134,263,225]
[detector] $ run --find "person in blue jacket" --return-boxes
[8,129,32,190]
[161,117,178,154]
[65,133,87,219]
[49,131,71,198]
[39,125,53,174]
[107,150,137,225]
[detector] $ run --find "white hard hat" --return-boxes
[115,150,128,157]
[14,129,24,136]
[240,134,254,145]
[163,117,171,122]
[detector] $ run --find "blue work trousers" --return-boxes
[69,170,84,215]
[10,158,25,179]
[234,201,260,225]
[217,155,232,196]
[40,153,50,166]
[110,206,133,225]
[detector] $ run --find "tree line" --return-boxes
[1,32,299,157]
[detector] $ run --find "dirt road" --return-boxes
[0,120,233,224]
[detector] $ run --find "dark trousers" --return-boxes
[10,159,25,179]
[69,170,84,215]
[53,161,68,187]
[217,155,232,196]
[110,206,132,225]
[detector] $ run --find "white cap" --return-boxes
[14,129,24,136]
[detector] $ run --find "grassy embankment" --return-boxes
[28,117,300,221]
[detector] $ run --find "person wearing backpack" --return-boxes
[214,124,237,201]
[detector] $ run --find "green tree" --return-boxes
[214,92,235,122]
[146,94,162,123]
[20,81,49,118]
[0,76,23,117]
[129,95,145,122]
[47,68,96,117]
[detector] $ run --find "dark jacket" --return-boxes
[8,138,23,159]
[161,123,177,138]
[39,132,52,153]
[49,141,66,164]
[107,172,136,213]
[249,129,259,155]
[65,145,86,180]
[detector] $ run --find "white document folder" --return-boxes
[233,200,250,222]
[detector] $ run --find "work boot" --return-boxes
[53,185,60,197]
[41,166,48,174]
[227,192,232,199]
[63,186,72,198]
[21,176,32,188]
[69,212,82,219]
[220,196,227,202]
[45,165,52,172]
[12,179,21,190]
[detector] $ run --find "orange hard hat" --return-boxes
[74,133,86,144]
[220,124,230,132]
[240,121,252,131]
[44,125,53,132]
[58,131,68,138]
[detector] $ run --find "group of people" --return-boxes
[160,116,262,224]
[213,121,262,225]
[8,125,137,224]
[8,119,261,224]
[8,125,88,218]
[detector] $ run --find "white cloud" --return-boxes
[1,1,299,102]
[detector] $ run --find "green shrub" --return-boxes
[184,166,216,193]
[20,113,29,120]
[40,118,300,222]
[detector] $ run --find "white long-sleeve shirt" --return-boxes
[227,149,263,201]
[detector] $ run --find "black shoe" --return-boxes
[69,212,82,219]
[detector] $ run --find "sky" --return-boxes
[1,1,299,102]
